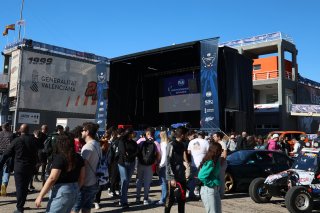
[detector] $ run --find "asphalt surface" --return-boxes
[0,175,313,213]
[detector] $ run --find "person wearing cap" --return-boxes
[267,134,280,151]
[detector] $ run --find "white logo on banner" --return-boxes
[177,79,185,86]
[205,117,214,122]
[202,53,216,68]
[206,91,212,97]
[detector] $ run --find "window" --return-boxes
[253,64,261,70]
[248,152,273,164]
[274,153,290,165]
[266,94,278,103]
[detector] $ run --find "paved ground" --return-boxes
[1,175,319,213]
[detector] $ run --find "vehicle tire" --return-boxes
[285,186,313,213]
[225,172,235,193]
[249,178,272,203]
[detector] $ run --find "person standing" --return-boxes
[0,124,37,213]
[117,128,138,209]
[267,134,280,151]
[44,125,65,180]
[107,128,123,197]
[136,127,160,205]
[35,135,85,212]
[279,136,291,155]
[0,122,13,196]
[36,125,49,183]
[72,122,101,213]
[165,127,189,213]
[93,132,110,210]
[198,142,223,213]
[254,136,266,150]
[157,130,169,205]
[226,133,237,152]
[212,132,227,198]
[236,132,248,150]
[187,131,209,198]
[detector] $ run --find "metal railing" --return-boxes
[252,70,293,81]
[220,32,294,48]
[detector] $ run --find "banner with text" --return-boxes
[200,38,220,131]
[95,62,109,132]
[19,50,97,114]
[9,50,21,97]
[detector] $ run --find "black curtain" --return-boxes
[217,46,254,134]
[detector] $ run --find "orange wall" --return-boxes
[253,56,278,72]
[253,56,295,73]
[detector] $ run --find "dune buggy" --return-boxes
[249,148,320,213]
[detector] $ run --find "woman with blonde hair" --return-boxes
[157,130,169,205]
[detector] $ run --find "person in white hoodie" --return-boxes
[157,130,169,205]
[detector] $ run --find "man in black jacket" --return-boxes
[236,132,248,150]
[0,124,37,213]
[165,127,190,213]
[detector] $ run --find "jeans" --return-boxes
[0,154,10,186]
[200,185,221,213]
[219,160,227,197]
[47,182,79,213]
[159,166,167,202]
[118,162,135,205]
[72,183,99,212]
[109,161,120,193]
[136,163,153,200]
[187,166,198,198]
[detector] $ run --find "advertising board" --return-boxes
[9,50,21,97]
[19,50,97,114]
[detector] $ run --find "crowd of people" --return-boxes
[0,122,316,213]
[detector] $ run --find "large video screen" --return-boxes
[159,73,200,113]
[19,50,97,114]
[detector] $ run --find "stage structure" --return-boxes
[108,38,254,133]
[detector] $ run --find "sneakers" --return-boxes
[143,199,153,205]
[1,184,6,196]
[194,187,200,197]
[157,200,164,205]
[108,191,114,197]
[94,202,100,210]
[115,190,120,196]
[121,203,129,209]
[185,189,189,198]
[28,185,35,192]
[135,197,141,204]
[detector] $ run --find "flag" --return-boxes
[2,24,15,36]
[17,20,25,26]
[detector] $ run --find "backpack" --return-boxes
[43,133,58,157]
[96,152,109,185]
[106,139,120,165]
[90,144,108,186]
[138,138,157,165]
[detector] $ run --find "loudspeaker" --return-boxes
[188,79,198,93]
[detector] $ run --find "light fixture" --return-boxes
[148,66,157,71]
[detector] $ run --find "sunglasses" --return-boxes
[82,129,87,132]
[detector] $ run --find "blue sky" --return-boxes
[1,0,320,82]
